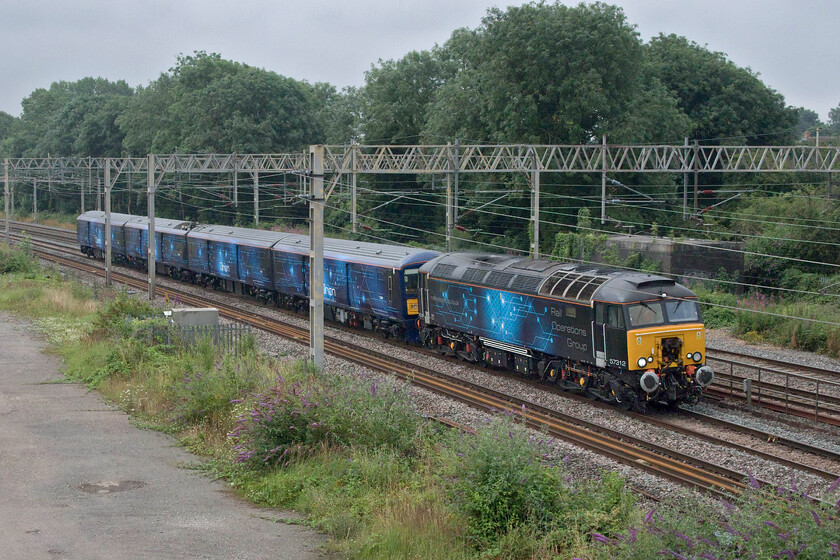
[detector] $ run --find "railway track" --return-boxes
[13,235,753,498]
[9,220,840,499]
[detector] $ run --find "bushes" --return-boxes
[444,418,636,556]
[0,239,38,275]
[231,368,424,468]
[605,482,840,559]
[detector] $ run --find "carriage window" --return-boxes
[404,269,419,293]
[665,300,700,323]
[627,302,665,327]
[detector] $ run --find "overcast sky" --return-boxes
[2,0,837,120]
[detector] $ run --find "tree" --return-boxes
[360,49,455,144]
[793,106,821,138]
[424,2,688,145]
[312,83,360,144]
[828,103,840,135]
[118,52,324,154]
[0,111,17,157]
[646,34,797,145]
[14,78,133,157]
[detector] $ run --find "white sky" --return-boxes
[2,0,837,120]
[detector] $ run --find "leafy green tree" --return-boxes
[11,77,133,157]
[119,52,324,153]
[794,106,822,138]
[646,34,797,145]
[425,2,688,145]
[116,74,177,154]
[0,111,18,157]
[828,103,840,135]
[312,83,360,144]
[361,49,455,144]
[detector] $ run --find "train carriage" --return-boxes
[271,235,438,340]
[77,211,135,259]
[119,216,192,271]
[186,225,288,296]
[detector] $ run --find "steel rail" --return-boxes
[26,247,749,498]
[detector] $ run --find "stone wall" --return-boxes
[597,235,744,286]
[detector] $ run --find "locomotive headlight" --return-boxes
[637,357,648,368]
[692,352,702,362]
[647,356,654,363]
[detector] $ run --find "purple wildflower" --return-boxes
[763,521,781,530]
[591,532,611,545]
[562,455,570,464]
[645,509,656,524]
[828,477,840,493]
[830,542,839,557]
[810,510,822,526]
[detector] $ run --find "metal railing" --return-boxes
[708,356,840,421]
[149,323,252,356]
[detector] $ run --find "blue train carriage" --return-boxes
[418,253,713,411]
[271,234,439,340]
[120,215,192,273]
[186,225,288,296]
[77,211,135,259]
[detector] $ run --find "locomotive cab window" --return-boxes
[664,300,700,323]
[627,302,665,327]
[596,304,624,328]
[404,269,419,294]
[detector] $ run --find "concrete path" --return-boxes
[0,313,325,560]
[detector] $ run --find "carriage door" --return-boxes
[595,303,626,369]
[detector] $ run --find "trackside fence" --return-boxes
[149,323,252,356]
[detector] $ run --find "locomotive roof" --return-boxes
[420,252,696,304]
[273,234,440,268]
[188,224,290,248]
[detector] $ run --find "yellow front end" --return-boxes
[626,323,706,372]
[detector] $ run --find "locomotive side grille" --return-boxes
[431,263,457,278]
[462,267,489,283]
[486,271,515,288]
[510,275,543,293]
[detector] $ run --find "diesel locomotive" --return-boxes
[418,253,714,411]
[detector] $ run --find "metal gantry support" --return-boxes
[446,159,453,251]
[309,145,326,370]
[351,143,358,233]
[32,178,37,223]
[3,159,8,243]
[147,154,157,301]
[253,170,259,225]
[530,148,540,258]
[104,158,112,286]
[601,135,607,225]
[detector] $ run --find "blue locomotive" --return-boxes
[77,211,438,341]
[418,252,714,411]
